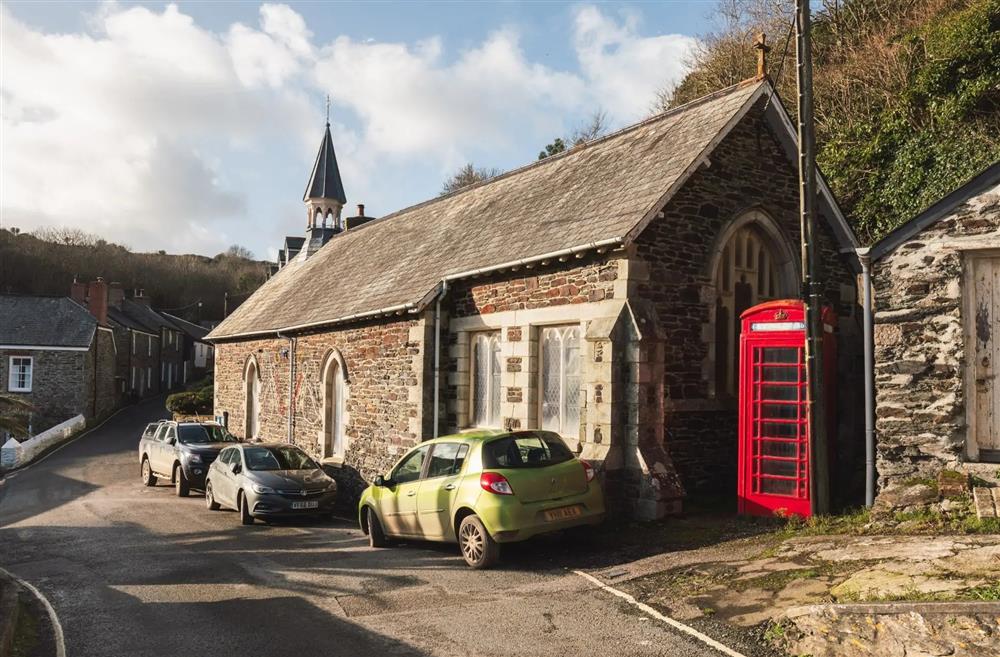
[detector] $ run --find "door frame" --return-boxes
[962,249,1000,462]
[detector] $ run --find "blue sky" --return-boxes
[2,1,719,259]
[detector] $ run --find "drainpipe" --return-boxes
[277,332,295,444]
[433,281,449,438]
[858,247,876,507]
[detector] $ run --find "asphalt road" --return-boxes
[0,399,725,657]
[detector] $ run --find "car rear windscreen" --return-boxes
[178,424,239,445]
[482,432,574,469]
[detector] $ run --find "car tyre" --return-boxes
[205,481,220,510]
[174,464,190,497]
[239,492,255,525]
[366,507,389,548]
[458,514,499,569]
[141,458,157,487]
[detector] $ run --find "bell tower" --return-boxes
[302,101,347,256]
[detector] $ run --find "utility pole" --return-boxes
[796,0,829,515]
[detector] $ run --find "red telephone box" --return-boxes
[737,300,836,518]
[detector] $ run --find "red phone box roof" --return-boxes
[740,299,836,331]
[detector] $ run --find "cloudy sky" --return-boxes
[1,1,709,259]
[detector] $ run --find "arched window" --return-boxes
[472,332,501,427]
[244,358,260,440]
[322,354,347,458]
[712,213,795,398]
[540,326,581,437]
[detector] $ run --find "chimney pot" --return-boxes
[358,204,365,217]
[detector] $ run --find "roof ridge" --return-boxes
[367,79,764,226]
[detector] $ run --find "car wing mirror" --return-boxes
[374,475,393,487]
[230,461,241,474]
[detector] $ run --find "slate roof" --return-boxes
[118,299,179,334]
[210,80,852,340]
[162,313,211,341]
[303,123,347,204]
[107,306,155,334]
[0,295,96,348]
[871,161,1000,261]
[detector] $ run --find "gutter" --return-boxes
[858,247,876,507]
[276,331,295,444]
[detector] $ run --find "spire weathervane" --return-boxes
[325,94,330,126]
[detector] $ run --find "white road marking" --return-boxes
[0,566,67,657]
[573,569,749,657]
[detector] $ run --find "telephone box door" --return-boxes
[738,300,834,518]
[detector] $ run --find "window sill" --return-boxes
[321,456,346,467]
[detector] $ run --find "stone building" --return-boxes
[870,162,1000,490]
[0,294,118,435]
[207,79,863,517]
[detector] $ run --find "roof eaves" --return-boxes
[870,160,1000,261]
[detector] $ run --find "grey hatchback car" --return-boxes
[204,443,338,525]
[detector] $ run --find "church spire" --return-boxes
[303,108,347,230]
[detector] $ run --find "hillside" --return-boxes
[665,0,1000,243]
[0,228,268,322]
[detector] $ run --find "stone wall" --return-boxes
[0,348,91,433]
[213,316,428,502]
[873,183,1000,490]
[91,328,120,419]
[632,104,863,500]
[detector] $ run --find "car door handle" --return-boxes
[444,484,457,491]
[407,491,417,497]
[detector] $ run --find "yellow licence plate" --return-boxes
[544,505,583,522]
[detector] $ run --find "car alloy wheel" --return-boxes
[141,459,156,487]
[458,515,499,569]
[205,482,220,511]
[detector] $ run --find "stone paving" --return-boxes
[973,486,1000,518]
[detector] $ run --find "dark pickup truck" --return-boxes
[139,421,240,496]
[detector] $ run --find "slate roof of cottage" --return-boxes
[303,124,347,204]
[162,313,210,341]
[209,80,853,340]
[871,161,1000,261]
[107,306,155,334]
[118,299,180,334]
[0,295,96,348]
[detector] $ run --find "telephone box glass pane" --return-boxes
[762,348,798,363]
[761,478,796,495]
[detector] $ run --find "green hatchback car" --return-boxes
[358,430,605,568]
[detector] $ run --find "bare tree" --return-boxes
[440,163,503,195]
[538,109,611,160]
[226,244,255,260]
[33,226,102,247]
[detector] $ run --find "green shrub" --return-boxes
[165,388,213,415]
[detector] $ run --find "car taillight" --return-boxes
[581,460,595,483]
[480,472,514,495]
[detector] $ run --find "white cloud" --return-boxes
[573,5,697,121]
[0,2,697,256]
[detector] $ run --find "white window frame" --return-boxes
[470,331,502,428]
[8,356,33,393]
[147,335,152,357]
[539,325,582,438]
[131,366,136,390]
[131,332,136,355]
[147,366,152,388]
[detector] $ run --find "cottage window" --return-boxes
[713,220,791,397]
[8,357,33,393]
[322,354,346,458]
[540,326,581,438]
[472,332,502,427]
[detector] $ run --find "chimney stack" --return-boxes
[345,202,376,230]
[108,282,125,309]
[87,277,109,326]
[71,277,87,306]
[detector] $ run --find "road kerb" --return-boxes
[0,567,67,657]
[573,569,748,657]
